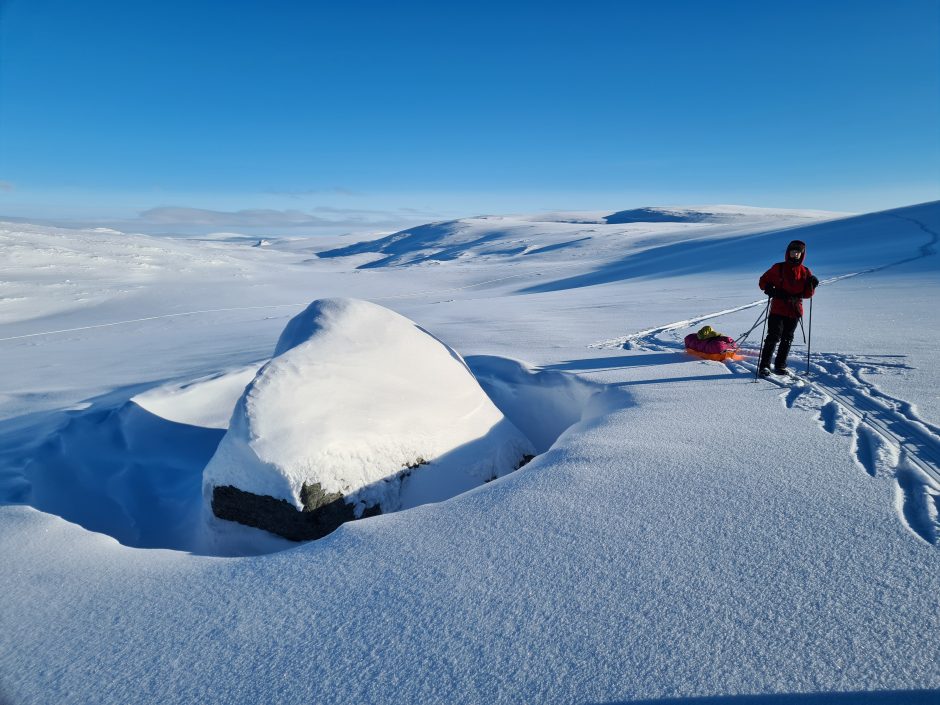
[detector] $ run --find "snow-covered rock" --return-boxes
[202,298,535,540]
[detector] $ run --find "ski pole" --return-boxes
[754,296,771,381]
[806,296,813,375]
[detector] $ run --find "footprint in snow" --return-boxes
[895,460,940,544]
[851,424,898,478]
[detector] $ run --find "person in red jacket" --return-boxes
[757,240,818,376]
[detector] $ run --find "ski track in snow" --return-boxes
[892,212,940,259]
[604,299,940,546]
[755,361,940,546]
[588,299,771,351]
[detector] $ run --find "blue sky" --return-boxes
[1,0,938,234]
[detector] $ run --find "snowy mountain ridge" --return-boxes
[314,204,847,269]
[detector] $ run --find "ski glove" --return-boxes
[808,275,819,289]
[763,285,778,297]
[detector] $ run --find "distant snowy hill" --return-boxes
[315,205,846,269]
[1,201,939,704]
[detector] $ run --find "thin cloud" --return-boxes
[311,205,429,217]
[1,203,443,236]
[0,180,14,192]
[134,205,433,232]
[397,206,446,217]
[139,207,339,227]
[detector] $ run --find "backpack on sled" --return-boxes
[684,325,742,361]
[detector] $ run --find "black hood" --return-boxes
[786,239,806,264]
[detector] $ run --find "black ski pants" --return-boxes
[760,314,799,369]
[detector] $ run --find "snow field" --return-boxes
[2,202,940,703]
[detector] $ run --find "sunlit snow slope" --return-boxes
[1,202,939,705]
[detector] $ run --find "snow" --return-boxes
[132,364,260,430]
[202,297,534,521]
[313,205,845,271]
[2,202,940,704]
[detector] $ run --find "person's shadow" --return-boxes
[584,689,940,705]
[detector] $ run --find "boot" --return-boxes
[774,337,792,375]
[759,339,775,374]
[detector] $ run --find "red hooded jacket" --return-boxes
[758,240,815,318]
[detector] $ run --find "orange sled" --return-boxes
[685,347,744,362]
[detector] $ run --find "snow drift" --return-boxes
[202,298,535,541]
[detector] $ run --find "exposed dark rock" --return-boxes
[299,481,345,512]
[212,482,380,541]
